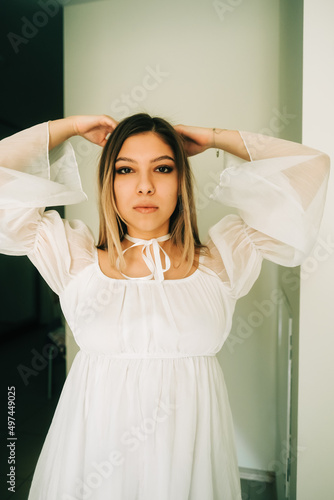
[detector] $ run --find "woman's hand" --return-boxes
[71,115,118,147]
[49,114,118,150]
[174,125,213,157]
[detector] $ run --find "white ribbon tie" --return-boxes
[116,233,171,282]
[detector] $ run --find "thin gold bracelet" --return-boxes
[213,128,219,157]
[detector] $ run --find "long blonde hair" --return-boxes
[97,113,210,276]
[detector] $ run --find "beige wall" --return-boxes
[63,0,310,482]
[298,1,334,498]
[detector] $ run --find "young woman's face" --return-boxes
[113,132,179,239]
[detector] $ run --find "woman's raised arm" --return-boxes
[48,115,118,150]
[174,124,251,161]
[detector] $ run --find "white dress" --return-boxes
[0,123,330,500]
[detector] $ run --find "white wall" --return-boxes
[64,0,293,474]
[298,1,334,498]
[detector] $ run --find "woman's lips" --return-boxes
[134,207,158,214]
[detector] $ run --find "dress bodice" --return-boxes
[60,250,235,357]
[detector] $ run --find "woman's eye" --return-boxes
[156,166,173,173]
[116,167,132,174]
[115,166,173,174]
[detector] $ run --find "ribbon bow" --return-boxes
[116,234,171,282]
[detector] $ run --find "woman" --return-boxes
[0,113,330,499]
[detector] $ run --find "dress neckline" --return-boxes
[94,246,203,283]
[116,233,172,282]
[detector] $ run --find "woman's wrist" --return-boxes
[210,128,250,161]
[211,128,224,146]
[212,128,226,156]
[48,116,77,151]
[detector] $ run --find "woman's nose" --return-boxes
[137,174,155,194]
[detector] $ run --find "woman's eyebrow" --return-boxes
[115,155,175,163]
[115,156,136,163]
[151,155,175,163]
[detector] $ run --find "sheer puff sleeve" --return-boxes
[0,122,96,295]
[205,131,330,299]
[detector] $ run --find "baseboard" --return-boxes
[239,466,275,483]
